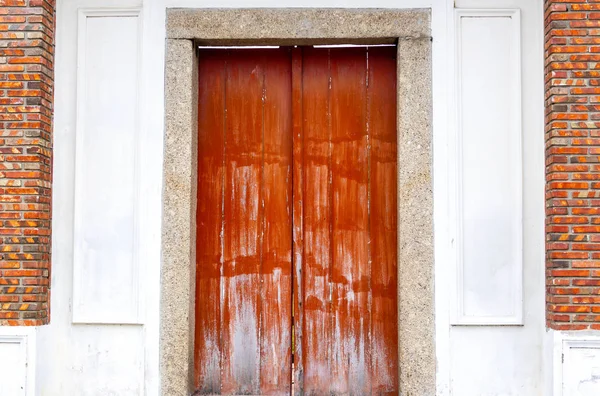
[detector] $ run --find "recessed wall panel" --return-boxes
[73,13,141,324]
[453,10,522,325]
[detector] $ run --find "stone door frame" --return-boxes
[161,8,434,395]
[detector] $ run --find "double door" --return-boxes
[195,46,398,395]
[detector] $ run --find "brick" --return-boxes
[549,304,591,313]
[574,315,600,321]
[572,4,600,10]
[551,12,587,20]
[573,279,600,286]
[573,297,600,303]
[551,324,589,331]
[550,216,589,223]
[551,269,590,276]
[0,65,24,72]
[0,1,26,6]
[570,21,600,27]
[549,251,590,259]
[573,243,600,250]
[549,182,589,189]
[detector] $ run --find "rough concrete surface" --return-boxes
[397,37,435,396]
[161,38,198,396]
[167,8,430,44]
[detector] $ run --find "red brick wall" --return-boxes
[546,0,600,330]
[0,0,54,326]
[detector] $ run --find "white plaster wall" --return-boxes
[35,1,150,395]
[444,0,546,395]
[34,0,547,395]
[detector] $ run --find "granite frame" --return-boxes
[162,8,433,395]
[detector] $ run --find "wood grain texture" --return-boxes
[195,47,397,395]
[260,49,293,395]
[221,50,264,395]
[291,47,305,395]
[195,49,293,395]
[195,50,226,394]
[329,47,370,394]
[297,47,398,395]
[368,47,398,395]
[299,47,332,395]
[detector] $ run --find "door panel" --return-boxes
[260,51,293,395]
[195,50,226,394]
[195,46,397,395]
[296,47,398,395]
[296,47,333,394]
[367,47,399,394]
[329,47,370,394]
[221,50,264,395]
[195,49,293,395]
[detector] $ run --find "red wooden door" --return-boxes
[195,46,397,395]
[195,48,293,395]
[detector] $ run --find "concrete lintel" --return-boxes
[167,8,431,42]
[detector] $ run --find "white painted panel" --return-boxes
[562,339,600,396]
[0,338,26,395]
[0,328,35,396]
[73,11,142,324]
[453,9,522,325]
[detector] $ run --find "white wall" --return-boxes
[28,0,545,395]
[35,2,152,396]
[440,0,546,394]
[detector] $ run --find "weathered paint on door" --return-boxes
[195,46,398,395]
[293,47,398,395]
[195,49,293,395]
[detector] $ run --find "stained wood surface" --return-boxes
[368,47,399,395]
[260,50,293,395]
[329,47,370,394]
[195,46,397,395]
[195,49,293,395]
[195,50,226,395]
[296,46,398,395]
[291,47,305,394]
[298,47,333,394]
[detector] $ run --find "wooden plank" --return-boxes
[260,48,293,395]
[221,50,264,395]
[291,46,305,395]
[368,46,399,395]
[300,47,333,395]
[329,47,371,395]
[195,50,226,394]
[195,47,398,395]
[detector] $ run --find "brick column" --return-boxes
[546,0,600,330]
[0,0,55,326]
